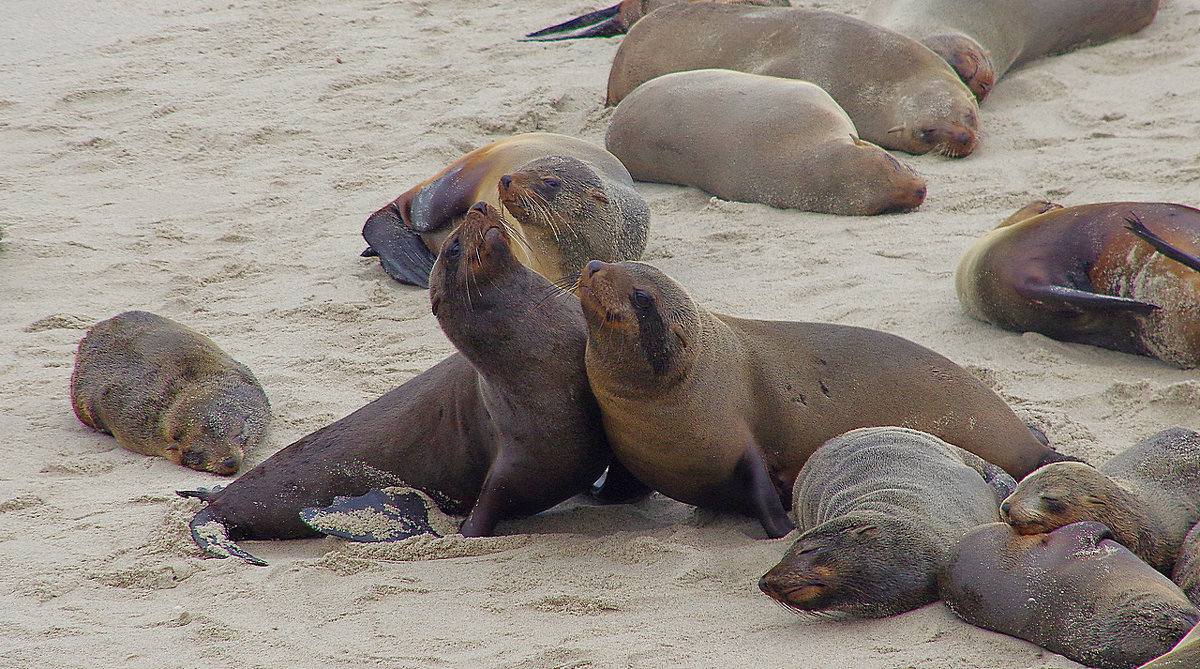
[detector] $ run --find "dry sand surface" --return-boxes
[2,1,1199,667]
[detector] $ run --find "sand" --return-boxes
[1,1,1198,667]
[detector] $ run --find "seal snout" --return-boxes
[499,174,513,189]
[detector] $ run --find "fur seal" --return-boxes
[361,132,648,288]
[185,202,612,564]
[605,3,980,157]
[1173,521,1200,605]
[941,521,1199,669]
[956,201,1200,368]
[524,0,790,41]
[70,310,269,476]
[1136,622,1200,668]
[576,260,1075,539]
[758,427,1013,617]
[1001,427,1200,573]
[605,69,927,215]
[864,0,1159,101]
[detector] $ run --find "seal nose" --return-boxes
[470,201,489,214]
[913,186,927,204]
[585,259,604,277]
[499,174,513,189]
[1000,501,1011,515]
[220,456,240,473]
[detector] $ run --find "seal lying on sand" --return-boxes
[71,310,269,476]
[1136,622,1200,668]
[606,3,980,156]
[362,132,648,287]
[577,260,1075,539]
[1001,427,1200,573]
[606,70,927,215]
[956,201,1200,368]
[184,203,612,564]
[1173,522,1200,605]
[524,0,790,41]
[941,521,1199,669]
[864,0,1159,101]
[759,427,1013,617]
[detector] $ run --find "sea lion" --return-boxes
[1173,521,1200,605]
[1137,622,1200,668]
[576,260,1075,539]
[605,3,980,157]
[956,201,1200,368]
[361,132,648,288]
[864,0,1159,101]
[1001,427,1200,573]
[70,310,269,476]
[185,202,612,564]
[524,0,790,41]
[941,521,1199,669]
[605,70,927,215]
[758,427,1013,617]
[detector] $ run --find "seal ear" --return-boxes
[587,188,609,205]
[671,322,688,349]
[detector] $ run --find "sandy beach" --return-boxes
[2,1,1198,667]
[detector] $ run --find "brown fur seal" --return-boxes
[758,427,1013,617]
[184,203,613,564]
[1173,522,1200,605]
[524,0,789,40]
[865,0,1158,101]
[361,132,648,288]
[956,201,1200,368]
[941,521,1199,669]
[605,69,927,215]
[1001,427,1200,573]
[1137,622,1200,668]
[70,311,269,476]
[606,3,980,157]
[576,260,1075,539]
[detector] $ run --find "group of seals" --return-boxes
[70,310,270,476]
[185,202,616,564]
[575,260,1073,538]
[605,3,981,157]
[361,132,648,288]
[524,0,789,41]
[956,201,1200,368]
[605,69,928,215]
[758,428,1013,617]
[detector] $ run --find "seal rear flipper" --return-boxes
[1018,283,1160,315]
[1126,215,1200,273]
[175,486,225,502]
[361,207,436,288]
[300,489,439,542]
[523,4,621,40]
[187,506,269,567]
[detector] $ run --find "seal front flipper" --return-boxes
[1017,282,1160,315]
[300,489,439,542]
[733,447,795,539]
[591,460,654,504]
[184,505,269,566]
[523,4,621,40]
[1126,215,1200,273]
[361,204,436,288]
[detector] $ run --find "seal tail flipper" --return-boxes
[175,486,224,502]
[522,4,621,40]
[361,206,436,288]
[1017,283,1160,315]
[300,488,439,542]
[1125,214,1200,273]
[186,505,269,567]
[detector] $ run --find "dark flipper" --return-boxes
[301,488,439,542]
[1126,214,1200,273]
[980,462,1017,506]
[361,205,436,288]
[1017,283,1160,315]
[734,447,795,539]
[520,17,626,41]
[185,505,269,566]
[175,486,224,502]
[590,461,653,504]
[523,3,620,39]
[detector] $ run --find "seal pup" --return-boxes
[361,132,648,287]
[941,521,1199,669]
[70,310,269,476]
[1001,427,1200,573]
[864,0,1159,101]
[185,203,612,564]
[956,201,1200,368]
[606,3,980,157]
[577,260,1075,538]
[759,427,1013,617]
[606,70,927,215]
[524,0,790,41]
[1136,622,1200,668]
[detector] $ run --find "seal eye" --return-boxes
[445,239,461,260]
[919,128,937,141]
[541,177,561,191]
[630,289,653,310]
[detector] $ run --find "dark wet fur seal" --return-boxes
[759,427,1013,618]
[1137,622,1200,668]
[71,310,269,476]
[523,0,790,41]
[1002,427,1200,573]
[941,521,1199,669]
[957,200,1200,368]
[184,203,613,564]
[577,260,1075,539]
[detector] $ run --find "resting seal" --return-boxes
[1136,622,1200,668]
[759,427,1013,617]
[524,0,790,40]
[606,70,927,215]
[1001,427,1200,573]
[185,203,611,563]
[606,3,980,156]
[1173,522,1200,605]
[956,201,1200,368]
[70,311,269,476]
[941,521,1199,669]
[865,0,1159,101]
[577,260,1074,538]
[361,132,648,287]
